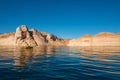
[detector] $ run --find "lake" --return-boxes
[0,46,120,80]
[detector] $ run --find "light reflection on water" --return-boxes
[0,46,120,80]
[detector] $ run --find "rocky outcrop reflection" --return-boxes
[32,46,58,55]
[65,46,120,61]
[77,46,120,61]
[13,47,33,66]
[13,46,58,66]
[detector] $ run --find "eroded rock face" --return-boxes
[69,32,120,46]
[15,25,37,47]
[0,25,120,47]
[14,25,66,47]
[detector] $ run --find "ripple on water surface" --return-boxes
[0,46,120,80]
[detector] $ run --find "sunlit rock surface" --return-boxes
[0,32,15,46]
[0,25,120,47]
[15,25,37,46]
[69,32,120,46]
[0,25,67,47]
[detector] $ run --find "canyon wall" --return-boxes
[0,25,120,47]
[69,32,120,46]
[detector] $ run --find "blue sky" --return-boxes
[0,0,120,38]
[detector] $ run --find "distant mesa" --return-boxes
[69,32,120,46]
[78,34,92,39]
[95,32,116,37]
[0,32,15,38]
[0,25,120,47]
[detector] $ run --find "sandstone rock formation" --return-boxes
[15,25,37,46]
[0,32,15,46]
[0,25,120,47]
[0,25,67,47]
[69,32,120,46]
[69,34,92,46]
[92,32,120,46]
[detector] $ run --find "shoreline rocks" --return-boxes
[0,25,120,47]
[14,25,37,47]
[14,25,66,47]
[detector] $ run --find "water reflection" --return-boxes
[13,47,33,66]
[68,46,120,53]
[0,46,120,66]
[0,46,58,66]
[0,46,120,80]
[79,46,120,61]
[32,46,57,55]
[66,46,120,59]
[13,46,58,66]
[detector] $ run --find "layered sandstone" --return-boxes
[69,34,92,46]
[0,25,120,47]
[0,32,15,46]
[69,32,120,46]
[0,25,67,47]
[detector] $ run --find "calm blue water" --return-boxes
[0,46,120,80]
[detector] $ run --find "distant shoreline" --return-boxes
[0,25,120,47]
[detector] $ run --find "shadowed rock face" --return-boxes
[15,25,37,46]
[14,25,66,47]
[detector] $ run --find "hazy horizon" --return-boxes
[0,0,120,38]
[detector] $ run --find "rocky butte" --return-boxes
[0,25,120,47]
